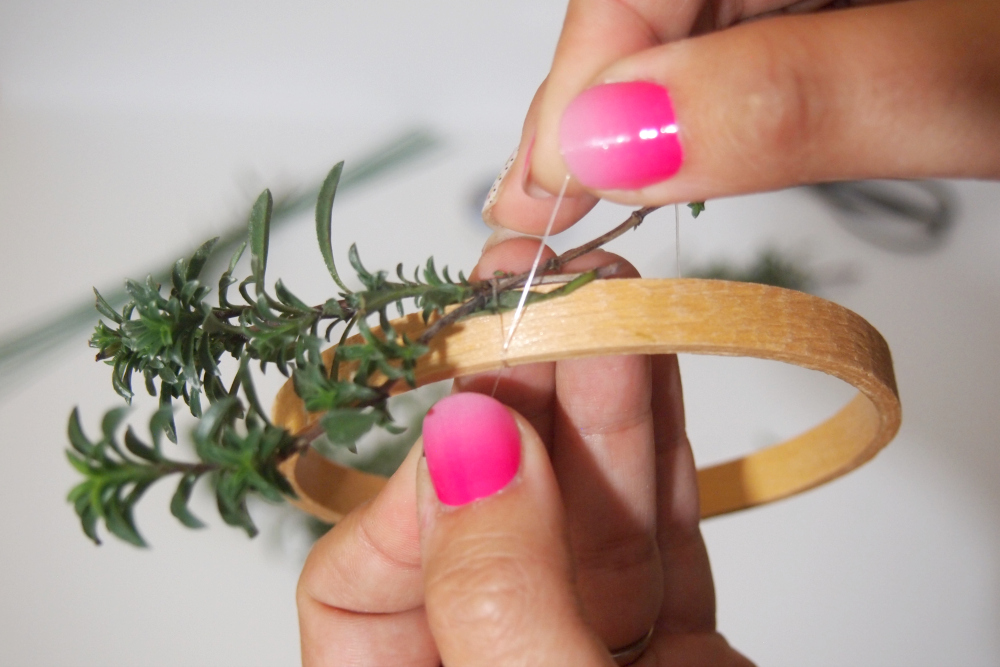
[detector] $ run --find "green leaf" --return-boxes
[143,369,157,396]
[189,386,203,418]
[688,201,706,218]
[319,409,381,454]
[218,240,247,308]
[124,426,160,463]
[195,396,240,444]
[315,162,352,293]
[171,258,186,294]
[111,358,134,403]
[322,298,345,319]
[248,189,274,296]
[347,244,375,286]
[246,467,285,503]
[78,502,101,545]
[238,354,270,424]
[228,239,248,274]
[65,450,93,476]
[274,279,312,312]
[155,394,177,444]
[93,288,122,324]
[186,236,220,281]
[170,474,205,529]
[258,424,292,462]
[105,492,147,548]
[215,473,258,537]
[100,407,129,443]
[68,408,95,456]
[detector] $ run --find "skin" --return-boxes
[298,241,752,665]
[487,0,1000,235]
[299,0,1000,662]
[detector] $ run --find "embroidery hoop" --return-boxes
[272,278,901,523]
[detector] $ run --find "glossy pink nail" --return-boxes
[559,81,683,190]
[423,393,521,506]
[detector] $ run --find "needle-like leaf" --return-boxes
[170,474,205,529]
[316,162,352,293]
[248,189,273,296]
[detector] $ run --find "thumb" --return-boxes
[416,393,613,667]
[540,0,1000,204]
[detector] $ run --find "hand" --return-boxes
[296,241,752,665]
[483,0,1000,236]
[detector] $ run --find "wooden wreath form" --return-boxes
[272,278,901,524]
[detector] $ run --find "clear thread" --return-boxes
[490,280,506,397]
[502,174,570,352]
[675,203,681,279]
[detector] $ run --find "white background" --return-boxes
[1,1,998,665]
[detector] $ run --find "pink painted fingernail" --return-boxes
[559,81,683,191]
[423,393,521,506]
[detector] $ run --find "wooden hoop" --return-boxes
[272,278,901,524]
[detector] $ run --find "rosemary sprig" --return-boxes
[68,161,678,547]
[0,129,438,396]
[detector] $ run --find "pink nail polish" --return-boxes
[423,393,521,506]
[559,81,683,191]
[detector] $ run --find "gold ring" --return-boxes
[610,626,655,666]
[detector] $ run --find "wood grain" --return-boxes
[273,278,901,524]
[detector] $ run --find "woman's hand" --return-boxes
[296,241,752,665]
[483,0,1000,236]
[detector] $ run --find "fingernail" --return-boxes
[482,146,519,225]
[422,393,521,506]
[481,227,531,253]
[520,135,552,199]
[559,81,683,191]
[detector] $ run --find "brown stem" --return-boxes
[216,206,659,340]
[285,207,660,452]
[546,205,660,270]
[418,207,659,344]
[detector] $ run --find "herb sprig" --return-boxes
[68,161,674,547]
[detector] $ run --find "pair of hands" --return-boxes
[299,0,1000,663]
[298,241,751,666]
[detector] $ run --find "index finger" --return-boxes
[526,0,863,200]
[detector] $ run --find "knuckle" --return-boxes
[730,32,827,178]
[574,529,658,575]
[355,509,421,574]
[426,536,551,642]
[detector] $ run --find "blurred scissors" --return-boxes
[810,180,954,253]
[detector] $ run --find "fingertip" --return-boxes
[470,236,557,281]
[561,248,642,279]
[483,134,598,235]
[417,394,609,666]
[559,80,684,191]
[480,227,530,255]
[422,393,522,507]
